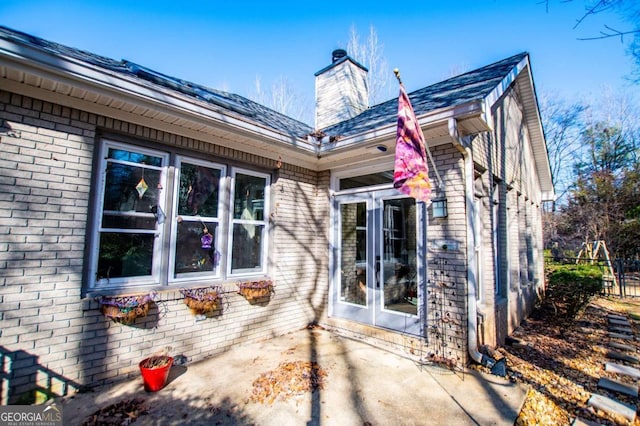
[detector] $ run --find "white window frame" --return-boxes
[168,156,227,283]
[88,139,271,291]
[226,167,271,277]
[88,140,169,289]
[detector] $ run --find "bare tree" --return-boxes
[550,89,640,256]
[539,93,587,207]
[544,1,640,79]
[347,24,393,105]
[576,88,640,172]
[251,74,310,124]
[248,24,391,123]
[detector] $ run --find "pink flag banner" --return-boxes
[393,84,433,204]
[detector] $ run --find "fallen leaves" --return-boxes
[249,360,327,405]
[82,398,148,426]
[484,296,640,426]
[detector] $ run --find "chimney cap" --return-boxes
[332,49,348,63]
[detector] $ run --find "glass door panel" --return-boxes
[379,198,418,316]
[332,190,424,336]
[332,195,371,325]
[339,202,367,306]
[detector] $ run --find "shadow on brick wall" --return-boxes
[0,345,85,405]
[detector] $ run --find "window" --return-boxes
[339,170,394,190]
[89,140,270,290]
[94,142,168,285]
[229,170,269,275]
[170,157,225,281]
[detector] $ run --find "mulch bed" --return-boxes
[476,296,640,425]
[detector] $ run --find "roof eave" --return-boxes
[483,54,555,196]
[316,100,488,170]
[0,35,318,163]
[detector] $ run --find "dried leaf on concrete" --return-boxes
[82,398,148,426]
[249,360,327,405]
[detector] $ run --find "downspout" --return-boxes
[448,119,499,371]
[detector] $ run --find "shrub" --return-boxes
[542,263,603,319]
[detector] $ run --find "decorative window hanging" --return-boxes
[201,226,213,249]
[136,166,148,199]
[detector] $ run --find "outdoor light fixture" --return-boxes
[431,197,448,218]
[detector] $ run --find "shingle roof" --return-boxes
[1,26,527,142]
[320,52,529,138]
[0,26,314,139]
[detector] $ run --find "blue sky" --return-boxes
[2,0,638,125]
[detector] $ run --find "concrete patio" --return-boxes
[59,327,527,425]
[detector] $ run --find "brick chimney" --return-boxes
[314,49,369,130]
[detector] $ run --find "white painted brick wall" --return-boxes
[0,90,329,403]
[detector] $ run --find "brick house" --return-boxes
[0,26,553,403]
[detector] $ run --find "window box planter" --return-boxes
[237,280,273,302]
[180,286,222,315]
[139,355,174,392]
[98,292,156,324]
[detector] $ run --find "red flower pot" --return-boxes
[139,356,173,392]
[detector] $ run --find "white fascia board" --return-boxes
[541,190,556,202]
[482,55,554,196]
[483,56,527,111]
[0,37,316,153]
[319,100,485,154]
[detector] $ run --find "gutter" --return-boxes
[318,100,485,155]
[448,119,504,375]
[0,35,317,154]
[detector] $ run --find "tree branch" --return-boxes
[572,0,618,30]
[577,25,640,41]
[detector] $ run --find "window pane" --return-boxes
[107,148,163,167]
[97,233,154,279]
[231,223,264,271]
[178,163,221,217]
[233,174,266,220]
[103,163,161,213]
[340,202,367,306]
[382,198,417,316]
[339,171,394,190]
[101,214,156,230]
[174,221,219,276]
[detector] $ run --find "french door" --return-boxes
[332,189,424,335]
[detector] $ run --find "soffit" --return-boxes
[0,35,319,169]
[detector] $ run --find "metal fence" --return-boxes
[612,258,640,298]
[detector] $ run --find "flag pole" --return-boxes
[393,68,402,85]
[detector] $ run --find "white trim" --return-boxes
[492,184,501,296]
[226,167,271,278]
[319,101,485,154]
[330,161,395,195]
[0,37,316,152]
[473,195,484,304]
[89,140,170,290]
[168,156,226,284]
